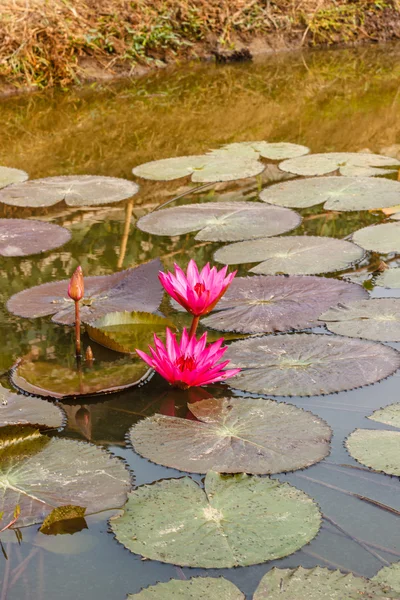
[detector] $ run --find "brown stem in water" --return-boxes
[189,315,200,338]
[75,300,81,357]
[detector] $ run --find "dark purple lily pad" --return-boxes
[202,275,368,334]
[6,259,163,325]
[0,219,71,257]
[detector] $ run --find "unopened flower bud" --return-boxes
[68,266,84,302]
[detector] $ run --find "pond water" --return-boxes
[0,43,399,599]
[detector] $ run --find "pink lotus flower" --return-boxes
[159,260,236,316]
[136,328,240,389]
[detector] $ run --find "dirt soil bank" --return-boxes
[0,0,400,94]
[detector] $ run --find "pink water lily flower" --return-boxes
[159,260,236,316]
[136,328,240,389]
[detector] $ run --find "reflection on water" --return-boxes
[0,43,399,600]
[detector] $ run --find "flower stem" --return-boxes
[74,300,82,357]
[189,315,200,338]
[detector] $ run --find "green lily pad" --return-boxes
[369,404,400,428]
[130,397,331,474]
[110,471,321,568]
[127,577,244,599]
[320,299,400,341]
[225,333,400,396]
[0,166,28,189]
[137,202,301,242]
[279,152,400,177]
[202,275,368,334]
[39,505,86,534]
[7,259,163,325]
[376,268,400,289]
[373,563,400,594]
[346,429,400,476]
[212,141,310,161]
[0,383,64,429]
[352,222,400,253]
[259,176,400,211]
[0,425,131,527]
[0,219,71,257]
[11,355,151,399]
[214,236,365,275]
[0,175,139,208]
[253,566,398,599]
[86,312,175,354]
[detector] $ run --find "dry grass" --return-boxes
[0,0,398,89]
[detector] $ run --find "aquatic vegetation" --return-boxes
[352,221,400,253]
[279,152,400,177]
[68,265,84,356]
[373,562,400,594]
[128,577,244,599]
[136,328,240,389]
[0,219,71,257]
[376,267,400,288]
[0,383,64,429]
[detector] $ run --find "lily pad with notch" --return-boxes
[369,403,400,428]
[259,176,400,211]
[110,470,321,568]
[373,563,400,594]
[225,333,400,397]
[0,219,71,257]
[352,222,400,253]
[214,236,365,275]
[376,268,400,289]
[129,396,332,474]
[0,425,131,527]
[202,275,368,334]
[7,258,163,325]
[0,166,28,189]
[279,152,400,177]
[211,141,310,161]
[320,299,400,342]
[127,577,245,599]
[0,383,64,429]
[137,202,301,242]
[0,175,139,208]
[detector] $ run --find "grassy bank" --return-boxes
[0,0,399,90]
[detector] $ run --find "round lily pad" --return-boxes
[213,141,310,161]
[320,299,400,341]
[214,236,365,275]
[137,202,301,242]
[0,425,131,527]
[110,471,321,568]
[346,429,400,476]
[0,175,139,208]
[376,268,400,289]
[202,275,368,334]
[127,577,244,599]
[130,397,332,474]
[369,404,400,428]
[225,333,400,397]
[0,384,64,429]
[279,152,400,177]
[373,563,400,594]
[133,154,265,183]
[0,166,28,189]
[259,176,400,211]
[253,566,398,599]
[352,222,400,253]
[7,258,163,325]
[391,212,400,220]
[0,219,71,257]
[86,311,176,354]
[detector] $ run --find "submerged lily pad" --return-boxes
[376,268,400,289]
[214,236,364,275]
[279,152,400,177]
[0,166,28,189]
[137,202,301,242]
[0,219,71,257]
[202,275,368,334]
[0,175,139,208]
[253,567,398,599]
[346,429,400,476]
[0,426,131,527]
[373,563,400,594]
[0,384,64,429]
[7,259,163,325]
[86,312,175,354]
[130,397,332,474]
[11,356,151,400]
[369,404,400,428]
[320,299,400,341]
[133,154,265,183]
[352,222,400,253]
[225,333,400,397]
[110,471,321,568]
[259,176,400,211]
[128,577,245,599]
